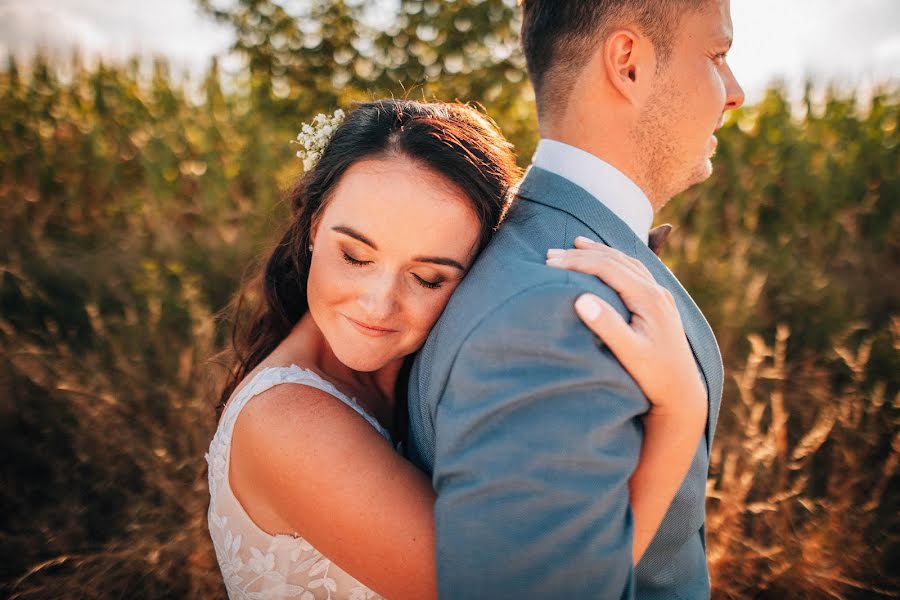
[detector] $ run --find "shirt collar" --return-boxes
[530,139,654,244]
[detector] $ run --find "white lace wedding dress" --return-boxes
[206,365,389,600]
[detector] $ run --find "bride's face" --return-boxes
[307,155,482,372]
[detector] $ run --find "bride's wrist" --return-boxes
[645,385,707,421]
[641,408,707,447]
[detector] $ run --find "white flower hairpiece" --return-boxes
[292,109,346,171]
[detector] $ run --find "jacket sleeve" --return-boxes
[432,281,650,599]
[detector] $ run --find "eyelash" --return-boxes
[712,52,728,65]
[342,252,444,290]
[342,251,370,266]
[414,275,443,290]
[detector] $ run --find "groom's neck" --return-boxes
[540,115,663,212]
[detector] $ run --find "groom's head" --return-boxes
[519,0,745,209]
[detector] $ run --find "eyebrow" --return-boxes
[412,255,466,271]
[332,225,467,271]
[715,36,734,50]
[333,225,378,249]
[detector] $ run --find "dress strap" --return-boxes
[219,365,392,443]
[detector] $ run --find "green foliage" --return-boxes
[0,3,897,598]
[196,0,537,154]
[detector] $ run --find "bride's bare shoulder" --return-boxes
[232,379,389,465]
[226,376,438,600]
[227,380,395,526]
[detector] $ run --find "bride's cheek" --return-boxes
[426,290,455,325]
[402,291,454,352]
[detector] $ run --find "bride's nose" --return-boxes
[357,271,400,320]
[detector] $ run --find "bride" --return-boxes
[206,99,707,599]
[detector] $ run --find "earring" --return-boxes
[308,244,314,252]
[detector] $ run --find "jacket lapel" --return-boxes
[516,167,724,453]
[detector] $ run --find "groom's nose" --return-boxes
[724,64,745,111]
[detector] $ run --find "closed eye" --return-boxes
[413,274,443,290]
[342,252,371,266]
[712,52,728,65]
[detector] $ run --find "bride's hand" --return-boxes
[546,236,706,419]
[547,235,708,563]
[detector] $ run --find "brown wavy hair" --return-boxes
[217,99,521,419]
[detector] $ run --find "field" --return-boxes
[1,2,898,597]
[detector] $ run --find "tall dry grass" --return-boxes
[1,258,223,597]
[707,323,898,598]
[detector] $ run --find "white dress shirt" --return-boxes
[531,139,654,245]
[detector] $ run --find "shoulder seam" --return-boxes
[434,277,581,414]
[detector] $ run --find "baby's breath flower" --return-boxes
[291,108,346,172]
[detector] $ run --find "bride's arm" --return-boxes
[231,385,438,600]
[547,236,708,563]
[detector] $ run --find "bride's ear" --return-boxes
[308,213,323,252]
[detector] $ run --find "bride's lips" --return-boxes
[343,314,398,337]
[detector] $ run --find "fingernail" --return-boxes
[575,295,602,320]
[546,257,563,266]
[546,249,565,258]
[575,236,597,245]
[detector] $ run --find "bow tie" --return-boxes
[648,224,673,256]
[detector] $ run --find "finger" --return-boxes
[551,245,645,278]
[547,251,670,318]
[575,236,656,282]
[547,249,655,297]
[574,293,637,364]
[547,250,649,295]
[573,235,603,249]
[547,250,677,323]
[571,238,654,282]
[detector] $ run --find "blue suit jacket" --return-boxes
[407,166,724,599]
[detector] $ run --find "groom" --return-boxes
[408,0,744,597]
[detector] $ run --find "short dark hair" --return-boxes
[519,0,710,115]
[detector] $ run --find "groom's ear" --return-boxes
[602,28,655,106]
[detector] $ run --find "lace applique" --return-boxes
[206,366,387,599]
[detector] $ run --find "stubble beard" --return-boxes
[631,81,713,211]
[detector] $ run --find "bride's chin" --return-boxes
[331,347,389,373]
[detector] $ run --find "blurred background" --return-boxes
[0,1,897,598]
